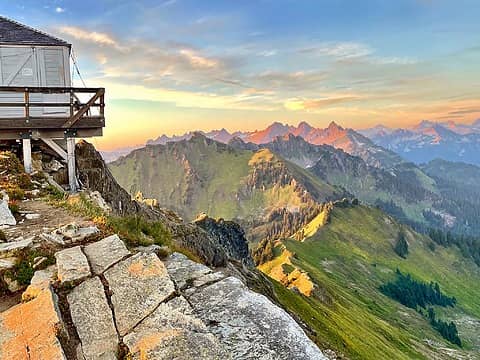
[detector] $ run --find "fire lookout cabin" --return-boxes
[0,16,105,191]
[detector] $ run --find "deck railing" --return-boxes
[0,86,105,133]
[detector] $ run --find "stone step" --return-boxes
[83,234,130,275]
[67,277,118,360]
[55,246,91,283]
[104,253,176,336]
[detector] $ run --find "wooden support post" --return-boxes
[66,137,77,192]
[22,138,32,174]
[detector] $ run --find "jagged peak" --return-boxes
[189,131,210,141]
[327,121,344,131]
[414,120,436,129]
[297,121,313,130]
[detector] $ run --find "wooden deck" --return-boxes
[0,87,105,139]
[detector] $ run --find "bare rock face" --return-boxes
[104,253,176,336]
[55,246,91,283]
[194,215,254,267]
[83,234,130,274]
[0,286,66,360]
[123,300,229,360]
[188,276,327,360]
[67,277,118,360]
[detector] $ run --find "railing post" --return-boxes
[70,90,74,117]
[100,92,104,118]
[24,88,29,123]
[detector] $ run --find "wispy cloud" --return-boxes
[55,7,65,13]
[161,0,177,7]
[56,26,232,92]
[300,42,373,60]
[58,26,120,48]
[179,49,219,69]
[284,96,361,111]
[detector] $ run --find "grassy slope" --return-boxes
[110,141,253,220]
[265,205,480,359]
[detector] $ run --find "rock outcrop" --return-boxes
[0,232,327,359]
[194,214,254,267]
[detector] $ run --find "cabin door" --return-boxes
[37,48,69,116]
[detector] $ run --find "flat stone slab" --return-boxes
[104,253,175,336]
[189,276,327,360]
[0,237,33,258]
[84,234,130,274]
[67,277,118,360]
[42,223,99,245]
[123,301,229,360]
[0,287,66,360]
[165,252,212,289]
[55,246,91,283]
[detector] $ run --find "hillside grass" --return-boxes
[265,205,480,359]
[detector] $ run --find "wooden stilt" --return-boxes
[22,138,32,173]
[66,137,77,192]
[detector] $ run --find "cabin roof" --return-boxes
[0,16,71,47]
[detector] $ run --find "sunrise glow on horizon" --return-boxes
[2,0,479,150]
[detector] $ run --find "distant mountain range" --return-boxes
[145,121,404,168]
[359,119,480,166]
[103,120,480,167]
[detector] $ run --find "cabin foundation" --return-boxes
[22,138,32,173]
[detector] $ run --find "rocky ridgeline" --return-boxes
[0,229,327,360]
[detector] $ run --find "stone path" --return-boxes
[1,199,91,241]
[0,232,327,360]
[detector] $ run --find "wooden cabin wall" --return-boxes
[0,45,71,117]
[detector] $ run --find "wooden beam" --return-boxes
[0,86,105,93]
[0,117,104,129]
[0,128,103,140]
[42,139,67,161]
[22,138,32,174]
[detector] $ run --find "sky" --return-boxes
[1,0,479,150]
